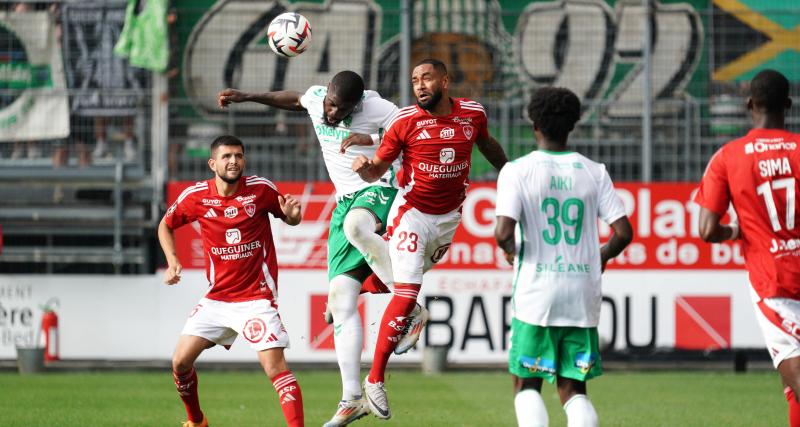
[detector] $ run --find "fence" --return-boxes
[1,0,799,274]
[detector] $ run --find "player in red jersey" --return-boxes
[695,70,800,426]
[352,58,508,419]
[158,135,304,427]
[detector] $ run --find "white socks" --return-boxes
[515,389,549,427]
[342,208,394,285]
[328,274,363,400]
[564,394,598,427]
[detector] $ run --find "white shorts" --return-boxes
[753,295,800,368]
[386,191,460,284]
[181,297,290,351]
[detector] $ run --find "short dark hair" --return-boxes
[415,58,448,76]
[527,87,581,143]
[210,135,244,154]
[751,69,790,113]
[330,70,365,104]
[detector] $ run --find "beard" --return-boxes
[218,168,242,184]
[417,89,443,111]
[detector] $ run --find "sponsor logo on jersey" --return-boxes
[462,125,474,139]
[452,117,473,124]
[416,118,437,128]
[440,127,455,139]
[440,148,456,164]
[236,194,257,203]
[224,206,238,218]
[225,228,241,244]
[416,129,432,140]
[536,255,591,274]
[166,203,177,216]
[744,139,797,154]
[770,238,800,254]
[520,355,556,374]
[202,198,222,206]
[211,240,262,260]
[574,352,597,374]
[204,208,217,218]
[242,318,267,342]
[245,203,256,217]
[419,160,469,173]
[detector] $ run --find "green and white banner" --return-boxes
[0,11,69,142]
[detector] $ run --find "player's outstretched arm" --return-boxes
[600,216,634,272]
[279,194,302,226]
[494,215,517,265]
[476,135,508,171]
[352,154,391,183]
[157,217,183,285]
[217,88,305,111]
[698,207,739,243]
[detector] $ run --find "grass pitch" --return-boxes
[0,369,786,426]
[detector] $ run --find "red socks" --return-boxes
[272,370,304,427]
[368,284,420,383]
[360,273,390,294]
[786,387,800,426]
[173,367,203,423]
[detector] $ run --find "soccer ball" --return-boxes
[267,12,312,58]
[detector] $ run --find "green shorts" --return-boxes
[328,185,398,280]
[508,318,602,383]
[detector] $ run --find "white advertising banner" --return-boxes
[0,269,761,363]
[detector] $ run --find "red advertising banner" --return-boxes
[166,181,744,271]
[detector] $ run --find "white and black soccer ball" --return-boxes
[267,12,312,58]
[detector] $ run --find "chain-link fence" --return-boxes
[1,0,799,274]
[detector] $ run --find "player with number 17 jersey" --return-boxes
[165,175,287,303]
[694,128,800,300]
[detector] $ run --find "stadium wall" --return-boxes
[0,182,760,362]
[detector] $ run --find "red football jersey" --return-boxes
[164,175,287,303]
[695,128,800,299]
[376,98,489,214]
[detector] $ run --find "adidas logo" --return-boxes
[416,129,431,140]
[266,333,279,342]
[204,209,217,218]
[281,393,297,404]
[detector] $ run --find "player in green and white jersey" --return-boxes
[219,71,427,427]
[494,87,633,427]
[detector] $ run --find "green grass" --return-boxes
[0,370,787,426]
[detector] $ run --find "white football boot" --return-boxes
[394,303,429,355]
[363,378,391,420]
[322,396,370,426]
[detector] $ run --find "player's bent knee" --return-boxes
[172,356,193,374]
[343,209,377,243]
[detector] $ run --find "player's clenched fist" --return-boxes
[279,194,302,225]
[351,154,372,173]
[217,88,247,108]
[164,263,182,285]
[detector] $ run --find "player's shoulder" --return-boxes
[304,85,327,99]
[301,86,327,108]
[177,180,210,203]
[245,175,279,192]
[386,105,420,130]
[456,98,486,117]
[360,90,397,112]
